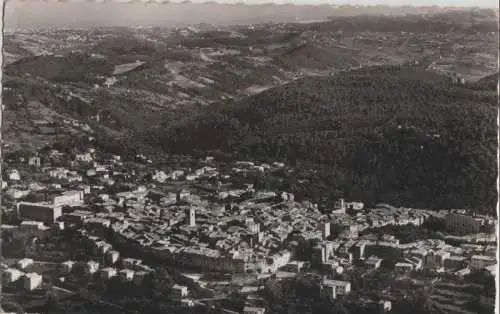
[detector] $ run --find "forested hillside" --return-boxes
[148,66,497,213]
[473,72,498,91]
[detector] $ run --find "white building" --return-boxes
[106,250,120,265]
[28,156,41,167]
[8,170,21,181]
[153,171,168,183]
[320,279,351,300]
[119,269,135,282]
[122,258,142,269]
[333,198,346,213]
[100,267,117,280]
[19,221,45,232]
[61,261,75,273]
[86,261,100,274]
[172,285,189,298]
[246,218,260,234]
[186,207,196,227]
[133,271,150,285]
[3,268,24,283]
[346,201,364,211]
[321,222,331,239]
[243,306,266,314]
[75,153,93,163]
[53,190,85,207]
[266,251,292,272]
[379,300,392,313]
[96,241,113,255]
[365,256,383,270]
[395,262,414,274]
[17,258,34,270]
[405,257,423,270]
[23,272,43,291]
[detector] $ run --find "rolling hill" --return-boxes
[474,72,499,91]
[148,65,497,212]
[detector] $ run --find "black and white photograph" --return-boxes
[0,1,498,313]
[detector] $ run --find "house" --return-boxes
[365,256,383,270]
[425,250,450,268]
[3,268,24,283]
[455,267,471,277]
[17,258,34,270]
[443,256,467,270]
[53,190,84,207]
[28,156,41,167]
[179,299,195,309]
[86,261,100,274]
[23,273,43,291]
[379,300,392,313]
[119,269,135,282]
[6,188,30,199]
[55,221,65,231]
[133,270,150,285]
[96,241,113,255]
[282,261,304,273]
[75,153,93,163]
[19,221,45,233]
[61,261,75,273]
[172,285,189,298]
[153,171,168,183]
[395,262,413,274]
[470,255,496,270]
[100,267,117,280]
[346,201,364,211]
[17,202,62,224]
[405,257,423,270]
[322,259,340,273]
[122,258,142,269]
[106,250,120,265]
[243,306,266,314]
[87,169,97,177]
[320,279,351,300]
[8,170,21,181]
[485,264,496,277]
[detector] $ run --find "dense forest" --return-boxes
[142,65,497,213]
[473,72,498,91]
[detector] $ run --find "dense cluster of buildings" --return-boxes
[1,142,497,312]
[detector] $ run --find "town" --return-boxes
[1,135,497,314]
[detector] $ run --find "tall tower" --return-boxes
[337,198,345,211]
[321,222,331,239]
[186,207,195,227]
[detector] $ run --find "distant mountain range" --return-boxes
[5,1,498,29]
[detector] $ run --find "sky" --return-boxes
[4,0,498,29]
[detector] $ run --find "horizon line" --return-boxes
[4,0,499,8]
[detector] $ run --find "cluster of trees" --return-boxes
[4,53,114,84]
[39,267,209,314]
[262,277,351,314]
[145,66,496,213]
[472,72,499,91]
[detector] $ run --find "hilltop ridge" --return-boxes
[148,66,497,212]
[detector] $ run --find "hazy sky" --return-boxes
[4,0,498,29]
